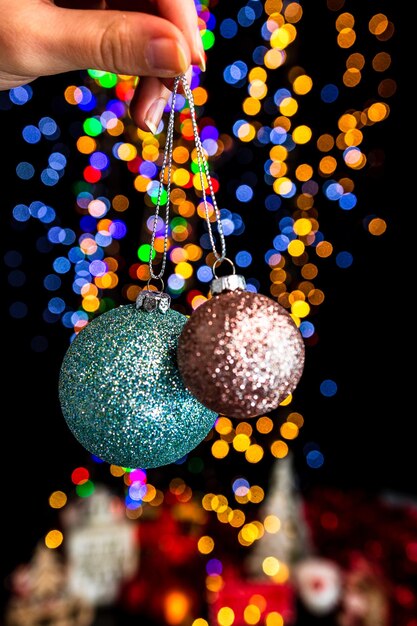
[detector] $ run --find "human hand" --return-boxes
[0,0,205,132]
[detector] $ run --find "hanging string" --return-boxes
[148,74,228,285]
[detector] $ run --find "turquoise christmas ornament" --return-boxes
[59,292,217,469]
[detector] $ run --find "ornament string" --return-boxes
[148,74,230,287]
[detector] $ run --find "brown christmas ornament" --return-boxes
[177,274,305,418]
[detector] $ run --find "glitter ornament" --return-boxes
[177,275,305,418]
[59,292,217,468]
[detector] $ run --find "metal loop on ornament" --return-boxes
[212,257,236,279]
[146,276,165,292]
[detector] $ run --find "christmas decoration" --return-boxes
[62,486,138,606]
[246,455,311,577]
[5,544,94,626]
[294,558,342,616]
[210,567,295,626]
[178,279,305,418]
[59,295,217,468]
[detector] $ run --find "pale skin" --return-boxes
[0,0,205,133]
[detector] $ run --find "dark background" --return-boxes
[0,0,404,613]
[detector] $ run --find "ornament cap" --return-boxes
[136,290,171,314]
[210,274,247,295]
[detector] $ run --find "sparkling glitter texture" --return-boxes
[59,305,217,468]
[177,291,305,419]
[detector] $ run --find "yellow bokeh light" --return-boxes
[246,445,264,464]
[338,113,357,131]
[117,143,137,161]
[265,1,283,16]
[206,574,224,592]
[288,412,304,427]
[198,536,214,554]
[262,557,281,577]
[316,241,334,258]
[309,289,325,305]
[264,48,285,70]
[212,440,230,459]
[319,156,337,175]
[280,422,299,440]
[273,177,293,196]
[337,27,356,48]
[49,491,67,509]
[279,97,298,116]
[347,52,365,69]
[212,495,229,513]
[217,607,235,626]
[142,484,157,502]
[176,261,193,279]
[243,97,262,116]
[193,619,209,626]
[292,125,312,144]
[173,146,189,164]
[248,486,265,504]
[369,13,388,35]
[244,604,261,625]
[250,595,267,612]
[295,164,313,181]
[293,218,312,236]
[368,217,387,236]
[270,440,289,458]
[270,27,291,49]
[279,394,292,406]
[249,80,268,100]
[237,123,256,142]
[241,523,260,543]
[287,240,305,257]
[302,263,318,279]
[345,128,363,146]
[233,434,251,452]
[372,51,391,71]
[292,75,313,97]
[164,590,190,626]
[236,422,253,436]
[82,294,100,313]
[216,417,233,435]
[336,12,355,31]
[256,416,274,434]
[264,515,281,534]
[249,67,268,82]
[77,135,96,154]
[265,612,284,626]
[368,102,389,122]
[45,530,63,549]
[202,493,215,511]
[343,68,361,87]
[112,194,129,212]
[173,168,191,186]
[284,2,303,23]
[192,86,208,106]
[317,134,335,152]
[142,144,159,162]
[229,509,246,528]
[291,300,310,318]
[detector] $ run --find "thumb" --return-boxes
[34,5,191,78]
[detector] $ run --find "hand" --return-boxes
[0,0,206,132]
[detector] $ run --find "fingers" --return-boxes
[33,4,192,78]
[105,0,205,70]
[130,66,193,132]
[153,0,206,71]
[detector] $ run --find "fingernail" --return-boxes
[195,27,206,72]
[145,38,189,76]
[144,97,167,135]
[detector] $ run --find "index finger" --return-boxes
[154,0,205,69]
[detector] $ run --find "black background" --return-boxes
[0,0,405,615]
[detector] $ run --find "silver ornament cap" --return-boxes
[136,290,171,314]
[210,274,247,295]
